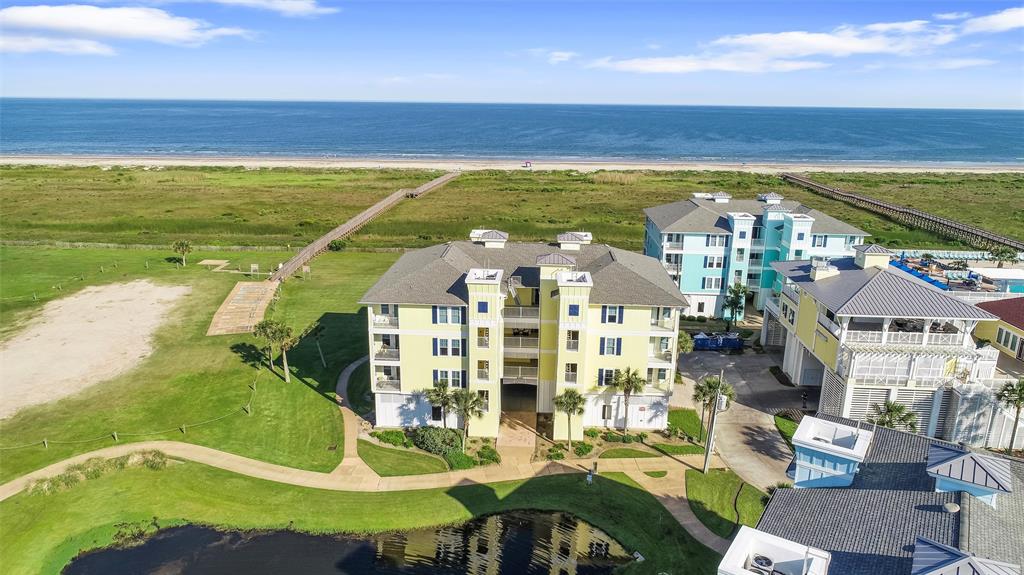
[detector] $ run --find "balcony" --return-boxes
[817,313,841,337]
[477,369,490,381]
[374,347,401,361]
[649,318,675,332]
[845,330,963,347]
[664,241,684,251]
[477,336,490,348]
[564,371,578,383]
[764,296,781,318]
[374,379,401,393]
[504,306,540,326]
[781,284,800,303]
[503,366,538,384]
[566,339,580,351]
[648,350,674,366]
[372,315,399,329]
[504,335,539,358]
[663,262,682,274]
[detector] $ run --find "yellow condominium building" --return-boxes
[359,230,689,440]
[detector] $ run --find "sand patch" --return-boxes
[0,280,191,420]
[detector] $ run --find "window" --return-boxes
[797,232,805,241]
[437,339,449,356]
[568,304,580,317]
[736,248,745,263]
[697,302,706,313]
[432,306,464,324]
[704,256,725,269]
[658,368,668,380]
[566,330,580,350]
[738,231,747,239]
[477,301,488,313]
[433,338,467,357]
[434,369,466,388]
[747,273,761,283]
[477,327,489,348]
[601,405,613,420]
[749,252,763,262]
[598,369,618,386]
[811,234,827,248]
[478,390,489,412]
[451,370,463,388]
[450,339,462,357]
[702,277,723,290]
[602,305,624,324]
[707,234,728,247]
[600,337,622,356]
[794,249,804,259]
[431,406,443,421]
[752,226,763,240]
[998,327,1020,351]
[381,304,390,315]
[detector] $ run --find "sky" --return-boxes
[1,1,1023,109]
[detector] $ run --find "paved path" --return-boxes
[626,469,731,554]
[206,280,279,336]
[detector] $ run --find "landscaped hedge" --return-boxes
[602,431,647,444]
[477,445,501,465]
[574,442,594,457]
[445,451,477,470]
[411,426,461,456]
[371,429,412,449]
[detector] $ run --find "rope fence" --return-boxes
[0,373,260,451]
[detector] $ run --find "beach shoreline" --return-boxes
[2,154,1022,174]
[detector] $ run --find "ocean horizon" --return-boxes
[3,98,1023,164]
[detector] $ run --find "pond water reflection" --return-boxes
[64,511,632,574]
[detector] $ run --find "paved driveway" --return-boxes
[675,350,818,492]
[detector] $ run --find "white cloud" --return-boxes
[934,12,972,21]
[524,48,579,65]
[961,7,1024,34]
[0,5,249,46]
[712,22,956,59]
[0,34,114,55]
[204,0,336,17]
[590,53,829,74]
[863,19,930,33]
[933,57,995,69]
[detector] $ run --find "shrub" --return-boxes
[686,315,697,321]
[696,316,707,323]
[574,442,594,457]
[739,329,754,339]
[371,429,412,449]
[445,451,477,470]
[477,445,501,465]
[584,428,600,439]
[602,432,622,443]
[622,434,634,444]
[412,426,461,455]
[547,450,565,461]
[636,432,648,443]
[327,240,347,251]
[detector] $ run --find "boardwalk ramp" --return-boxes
[206,281,280,336]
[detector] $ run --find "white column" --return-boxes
[881,318,892,344]
[927,389,945,438]
[921,320,934,346]
[962,320,978,348]
[839,317,851,346]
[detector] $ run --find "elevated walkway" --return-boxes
[206,281,279,336]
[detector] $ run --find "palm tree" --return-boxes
[867,400,918,433]
[171,239,193,266]
[553,389,586,450]
[691,375,736,442]
[279,329,297,384]
[722,282,749,331]
[253,319,279,371]
[989,246,1018,269]
[995,378,1024,454]
[611,367,646,434]
[252,320,294,382]
[451,388,485,452]
[424,381,454,429]
[677,331,694,355]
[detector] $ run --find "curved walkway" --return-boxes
[0,357,732,556]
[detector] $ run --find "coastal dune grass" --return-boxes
[0,245,398,483]
[0,462,721,575]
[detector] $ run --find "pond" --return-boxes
[63,511,633,574]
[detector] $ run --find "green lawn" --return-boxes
[774,415,799,451]
[0,245,398,482]
[347,360,375,416]
[644,471,668,478]
[0,462,721,575]
[599,448,662,459]
[653,443,705,456]
[669,408,707,440]
[685,469,766,538]
[0,166,440,247]
[802,172,1024,243]
[357,440,448,476]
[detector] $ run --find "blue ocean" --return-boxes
[1,99,1022,164]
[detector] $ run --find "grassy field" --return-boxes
[669,408,706,439]
[6,166,1015,251]
[0,463,721,575]
[803,172,1024,242]
[0,166,439,246]
[599,448,661,459]
[685,469,766,538]
[0,245,398,482]
[356,440,448,476]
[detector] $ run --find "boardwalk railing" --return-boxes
[270,171,460,282]
[781,173,1024,252]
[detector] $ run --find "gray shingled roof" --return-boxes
[855,243,893,254]
[927,445,1014,494]
[536,253,576,266]
[643,197,868,235]
[911,537,1020,575]
[361,241,688,307]
[759,414,1024,574]
[772,258,997,320]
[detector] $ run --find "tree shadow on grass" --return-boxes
[283,311,368,407]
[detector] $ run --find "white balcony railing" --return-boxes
[764,296,780,318]
[477,337,490,348]
[477,369,490,381]
[504,336,539,349]
[373,315,399,328]
[374,347,400,361]
[781,285,800,303]
[648,350,673,363]
[929,333,962,346]
[504,306,540,319]
[664,241,684,250]
[566,340,580,351]
[564,372,578,383]
[374,379,401,392]
[649,319,674,331]
[817,313,841,336]
[503,366,538,380]
[663,263,682,274]
[845,330,962,347]
[846,330,883,344]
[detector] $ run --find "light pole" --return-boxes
[702,369,726,474]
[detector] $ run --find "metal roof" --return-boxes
[927,444,1014,494]
[479,230,509,240]
[536,253,576,266]
[556,231,591,242]
[911,537,1020,575]
[361,241,689,307]
[855,243,893,254]
[772,258,997,320]
[643,197,868,235]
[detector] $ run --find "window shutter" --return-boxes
[703,256,708,268]
[461,308,467,325]
[461,370,467,387]
[432,338,438,356]
[725,236,730,248]
[616,338,623,356]
[598,369,605,386]
[599,337,606,355]
[432,369,438,383]
[617,306,624,324]
[461,338,467,356]
[431,306,438,324]
[601,306,607,323]
[705,235,711,247]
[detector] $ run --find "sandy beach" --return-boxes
[3,155,1022,174]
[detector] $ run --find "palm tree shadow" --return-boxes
[231,342,267,371]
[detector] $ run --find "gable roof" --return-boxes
[644,197,868,236]
[975,297,1024,331]
[361,241,689,307]
[855,243,893,254]
[536,253,576,266]
[911,537,1020,575]
[772,258,997,320]
[927,445,1014,494]
[556,231,590,242]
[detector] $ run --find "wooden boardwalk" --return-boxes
[269,171,460,282]
[781,173,1024,251]
[206,281,279,336]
